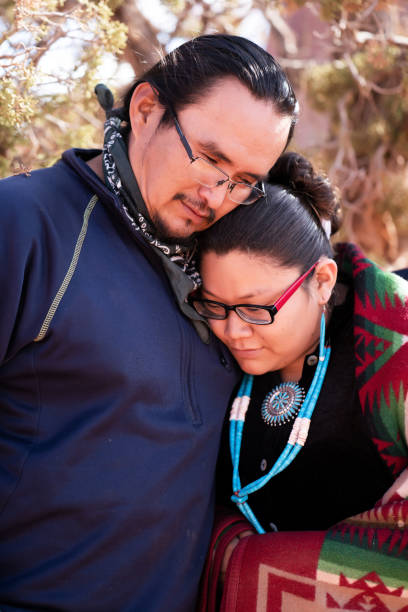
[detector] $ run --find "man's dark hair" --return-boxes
[121,34,298,146]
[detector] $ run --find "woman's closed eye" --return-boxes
[240,305,262,312]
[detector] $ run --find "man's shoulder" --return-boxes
[0,149,97,221]
[1,152,81,196]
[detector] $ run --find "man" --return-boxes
[0,35,297,611]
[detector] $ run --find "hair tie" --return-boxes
[321,218,332,240]
[306,200,331,240]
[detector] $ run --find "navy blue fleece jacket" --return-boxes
[0,149,238,611]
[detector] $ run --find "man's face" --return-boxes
[128,78,292,241]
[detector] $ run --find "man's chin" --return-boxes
[151,214,198,246]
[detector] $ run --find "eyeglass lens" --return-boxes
[235,306,272,324]
[190,157,261,205]
[191,299,273,325]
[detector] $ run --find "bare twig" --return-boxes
[358,0,379,23]
[355,31,408,46]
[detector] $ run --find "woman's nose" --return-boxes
[224,310,253,339]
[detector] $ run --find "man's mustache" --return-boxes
[174,193,216,224]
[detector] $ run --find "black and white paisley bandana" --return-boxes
[102,115,201,290]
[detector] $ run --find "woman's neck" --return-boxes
[279,306,332,382]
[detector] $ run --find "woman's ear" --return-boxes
[314,258,338,305]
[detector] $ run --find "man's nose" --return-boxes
[197,183,230,211]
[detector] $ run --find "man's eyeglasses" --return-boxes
[170,111,265,206]
[189,262,319,325]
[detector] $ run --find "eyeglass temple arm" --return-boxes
[273,262,319,312]
[170,110,195,161]
[148,81,195,161]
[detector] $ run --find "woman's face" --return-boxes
[200,250,328,380]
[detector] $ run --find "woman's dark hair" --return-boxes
[121,34,298,146]
[200,152,342,274]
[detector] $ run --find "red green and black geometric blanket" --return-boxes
[198,242,408,612]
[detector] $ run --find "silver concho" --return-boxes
[261,382,305,427]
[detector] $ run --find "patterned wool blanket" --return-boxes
[199,243,408,612]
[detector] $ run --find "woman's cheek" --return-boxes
[208,319,225,340]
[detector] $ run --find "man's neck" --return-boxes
[87,153,104,181]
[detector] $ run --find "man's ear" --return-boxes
[314,258,338,305]
[129,82,163,136]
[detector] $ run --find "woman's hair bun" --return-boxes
[267,152,342,235]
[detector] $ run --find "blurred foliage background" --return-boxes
[1,0,407,267]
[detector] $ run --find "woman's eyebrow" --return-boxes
[202,287,275,300]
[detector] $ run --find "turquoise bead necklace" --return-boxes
[229,312,331,534]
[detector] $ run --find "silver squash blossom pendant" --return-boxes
[261,382,305,427]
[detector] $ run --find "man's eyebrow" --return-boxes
[197,140,232,165]
[197,140,263,181]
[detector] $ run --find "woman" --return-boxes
[191,153,408,612]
